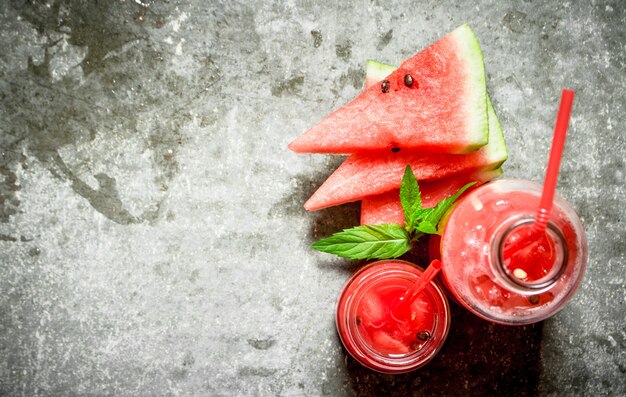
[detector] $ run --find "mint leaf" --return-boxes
[416,221,437,235]
[419,182,476,234]
[400,165,421,232]
[414,208,432,223]
[311,224,411,259]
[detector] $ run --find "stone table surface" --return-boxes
[1,1,625,396]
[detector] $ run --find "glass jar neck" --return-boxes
[490,216,569,294]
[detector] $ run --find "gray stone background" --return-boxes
[0,0,624,395]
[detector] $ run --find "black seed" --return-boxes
[391,147,401,153]
[528,295,540,305]
[381,79,390,93]
[417,331,431,341]
[356,316,362,325]
[410,341,422,350]
[404,73,414,87]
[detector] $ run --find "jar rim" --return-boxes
[491,216,569,293]
[335,260,450,374]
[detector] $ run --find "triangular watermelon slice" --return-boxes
[303,57,507,212]
[304,112,507,210]
[289,24,489,154]
[360,168,503,225]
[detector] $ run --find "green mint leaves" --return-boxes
[417,180,474,234]
[311,165,475,260]
[311,224,411,260]
[400,165,422,232]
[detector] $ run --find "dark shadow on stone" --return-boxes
[271,76,305,97]
[48,151,140,225]
[13,0,148,75]
[334,67,364,92]
[247,337,276,350]
[341,304,544,396]
[307,202,360,244]
[268,156,346,221]
[311,29,322,48]
[314,255,364,277]
[376,29,393,51]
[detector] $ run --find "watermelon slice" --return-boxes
[303,58,507,212]
[289,24,489,154]
[303,115,506,210]
[360,168,503,225]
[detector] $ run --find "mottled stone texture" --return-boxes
[0,0,624,396]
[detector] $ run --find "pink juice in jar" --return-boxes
[336,260,450,373]
[440,179,587,325]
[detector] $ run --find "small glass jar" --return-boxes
[440,179,587,325]
[335,260,451,373]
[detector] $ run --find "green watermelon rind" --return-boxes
[485,166,504,179]
[450,24,490,153]
[365,60,395,85]
[365,59,508,168]
[484,97,508,167]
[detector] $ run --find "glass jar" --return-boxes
[335,260,450,373]
[439,179,587,325]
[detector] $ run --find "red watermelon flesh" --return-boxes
[288,24,489,155]
[359,168,503,225]
[304,130,506,211]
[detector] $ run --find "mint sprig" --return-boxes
[311,224,411,260]
[311,165,475,260]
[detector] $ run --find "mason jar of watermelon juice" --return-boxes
[439,179,587,325]
[336,260,450,373]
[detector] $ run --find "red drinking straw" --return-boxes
[534,89,576,232]
[391,260,442,320]
[504,89,575,256]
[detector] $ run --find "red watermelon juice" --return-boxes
[439,179,587,325]
[336,260,450,373]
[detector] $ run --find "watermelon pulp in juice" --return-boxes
[336,260,450,373]
[355,277,435,355]
[502,223,558,282]
[440,179,587,325]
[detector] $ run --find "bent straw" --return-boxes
[391,260,442,320]
[504,89,575,256]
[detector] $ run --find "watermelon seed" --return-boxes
[404,74,414,88]
[528,295,540,305]
[410,341,423,351]
[417,331,431,341]
[381,79,390,93]
[356,316,362,325]
[391,147,401,153]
